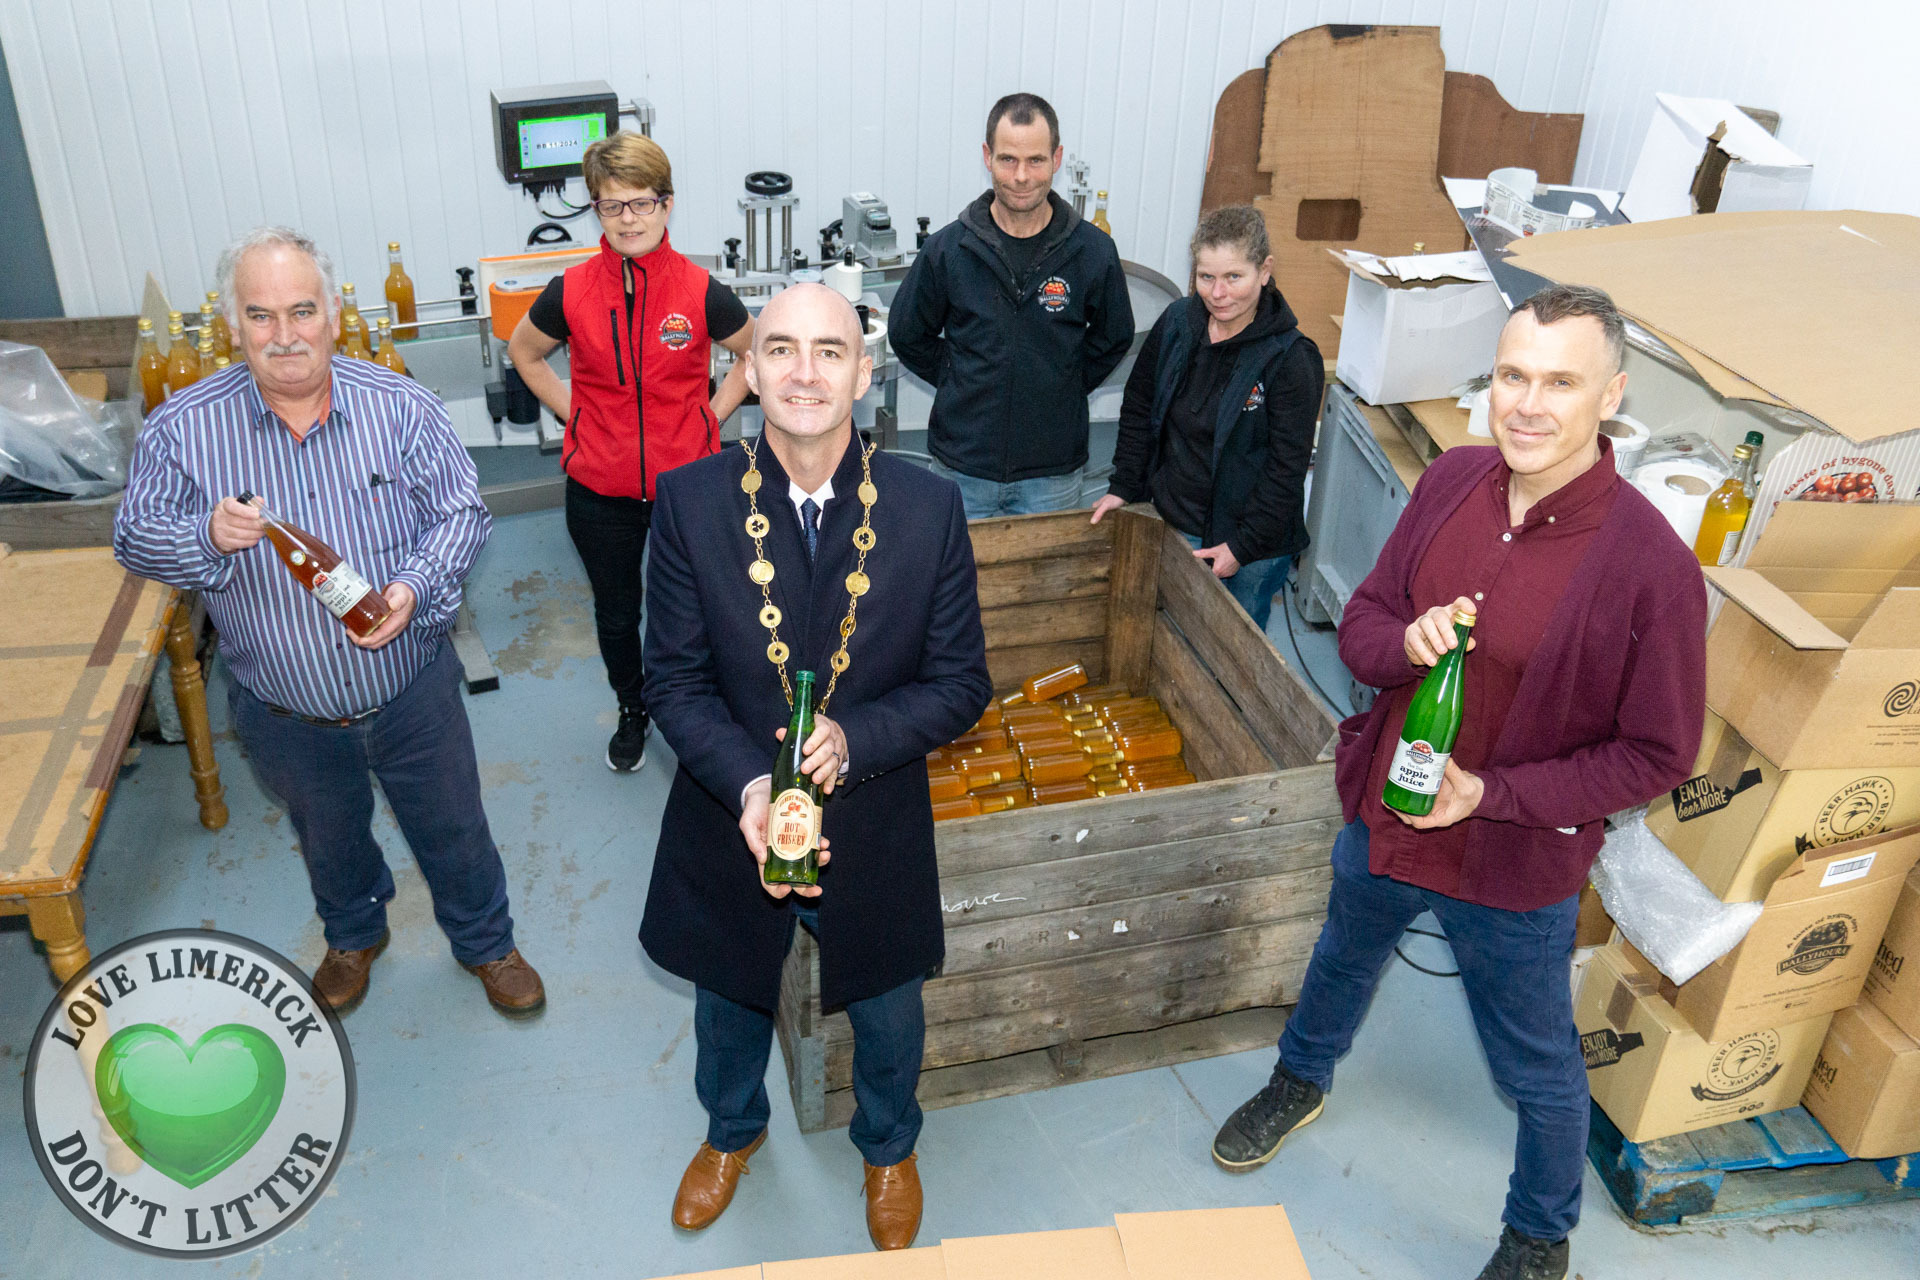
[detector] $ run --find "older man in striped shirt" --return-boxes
[114,226,543,1018]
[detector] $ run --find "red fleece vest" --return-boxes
[559,232,717,499]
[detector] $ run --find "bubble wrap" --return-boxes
[1590,812,1765,985]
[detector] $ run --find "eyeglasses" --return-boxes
[594,196,667,218]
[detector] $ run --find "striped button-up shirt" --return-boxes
[113,358,491,719]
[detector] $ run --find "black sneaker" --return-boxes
[1211,1061,1325,1171]
[607,706,649,772]
[1474,1225,1569,1280]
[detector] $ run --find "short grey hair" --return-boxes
[213,226,339,323]
[1512,282,1626,375]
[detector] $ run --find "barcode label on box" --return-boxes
[1820,852,1877,888]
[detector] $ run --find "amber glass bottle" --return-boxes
[239,492,392,638]
[135,318,167,413]
[384,242,418,340]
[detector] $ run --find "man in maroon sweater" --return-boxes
[1211,285,1706,1280]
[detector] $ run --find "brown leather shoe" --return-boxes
[310,929,389,1013]
[460,948,546,1018]
[672,1130,767,1230]
[864,1153,922,1251]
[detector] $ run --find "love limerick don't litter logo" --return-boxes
[23,930,355,1258]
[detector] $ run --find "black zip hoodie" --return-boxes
[890,190,1135,483]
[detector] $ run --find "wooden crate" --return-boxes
[776,507,1344,1131]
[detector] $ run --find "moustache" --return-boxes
[264,340,314,357]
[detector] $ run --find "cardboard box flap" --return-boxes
[939,1226,1131,1278]
[1855,588,1920,651]
[764,1248,948,1278]
[1114,1206,1312,1280]
[1704,568,1849,650]
[1506,211,1920,443]
[1764,824,1920,909]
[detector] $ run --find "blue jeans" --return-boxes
[1179,532,1292,632]
[1278,820,1587,1241]
[930,459,1085,519]
[229,640,516,966]
[695,902,925,1166]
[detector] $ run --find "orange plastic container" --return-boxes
[974,782,1034,810]
[928,769,968,802]
[960,749,1022,790]
[1021,662,1089,703]
[933,795,983,821]
[1029,777,1096,804]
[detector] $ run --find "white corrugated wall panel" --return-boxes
[2,0,1604,317]
[1573,0,1920,217]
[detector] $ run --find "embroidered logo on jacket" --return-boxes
[1037,277,1071,313]
[658,313,694,350]
[1243,383,1266,411]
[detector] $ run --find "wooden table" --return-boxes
[1,545,226,983]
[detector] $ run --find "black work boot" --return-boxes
[1211,1060,1326,1171]
[1474,1225,1569,1280]
[607,705,650,772]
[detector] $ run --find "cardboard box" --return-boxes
[1578,943,1831,1143]
[1702,502,1920,771]
[1802,1001,1920,1159]
[1575,879,1615,948]
[1646,824,1920,1043]
[656,1205,1314,1280]
[1732,426,1920,567]
[1621,94,1812,223]
[1330,253,1508,405]
[1646,712,1920,902]
[1864,867,1920,1041]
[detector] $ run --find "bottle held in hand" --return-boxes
[765,670,823,887]
[1382,607,1475,817]
[238,491,392,639]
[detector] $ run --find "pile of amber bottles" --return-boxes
[928,662,1197,820]
[136,243,417,415]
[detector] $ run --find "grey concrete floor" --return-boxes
[5,497,1919,1278]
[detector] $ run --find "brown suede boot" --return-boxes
[460,948,546,1018]
[864,1153,922,1251]
[672,1130,767,1230]
[310,929,389,1013]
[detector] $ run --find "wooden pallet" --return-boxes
[1588,1101,1920,1227]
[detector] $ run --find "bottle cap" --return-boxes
[168,310,182,322]
[1452,607,1477,627]
[1097,189,1108,198]
[1732,443,1756,460]
[388,241,401,251]
[342,282,357,296]
[138,317,153,331]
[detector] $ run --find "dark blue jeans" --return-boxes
[1278,820,1587,1241]
[1178,532,1292,632]
[229,640,516,966]
[695,902,924,1167]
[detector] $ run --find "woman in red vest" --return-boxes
[509,132,754,772]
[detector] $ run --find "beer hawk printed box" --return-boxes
[1802,1000,1920,1160]
[1647,824,1920,1044]
[1577,943,1831,1143]
[1863,866,1920,1041]
[1645,711,1920,903]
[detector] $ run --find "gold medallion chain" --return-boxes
[739,437,878,710]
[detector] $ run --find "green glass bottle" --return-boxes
[1382,608,1476,817]
[764,670,823,886]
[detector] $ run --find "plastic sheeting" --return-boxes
[0,340,136,498]
[1591,810,1765,986]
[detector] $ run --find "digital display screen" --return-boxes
[516,114,608,171]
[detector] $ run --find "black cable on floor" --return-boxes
[1395,926,1459,978]
[1280,573,1343,712]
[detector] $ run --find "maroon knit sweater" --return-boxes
[1334,443,1708,910]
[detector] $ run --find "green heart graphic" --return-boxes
[95,1023,287,1190]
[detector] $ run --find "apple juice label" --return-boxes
[309,560,375,619]
[1387,737,1448,796]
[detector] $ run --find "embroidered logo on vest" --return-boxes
[658,313,693,350]
[1243,382,1266,411]
[1037,277,1070,313]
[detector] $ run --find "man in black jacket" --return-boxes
[891,92,1134,518]
[639,284,991,1251]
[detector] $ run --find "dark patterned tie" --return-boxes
[801,497,820,562]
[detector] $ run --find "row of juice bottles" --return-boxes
[929,663,1197,820]
[132,242,421,415]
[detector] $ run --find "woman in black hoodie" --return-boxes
[1092,206,1323,630]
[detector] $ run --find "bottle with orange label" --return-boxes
[764,671,823,886]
